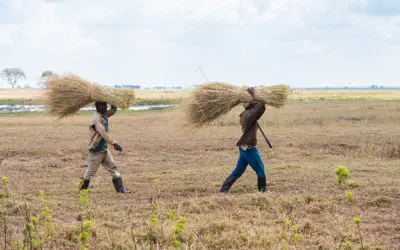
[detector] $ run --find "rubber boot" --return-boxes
[112,177,132,193]
[219,175,238,193]
[80,179,90,191]
[257,176,267,192]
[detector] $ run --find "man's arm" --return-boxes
[253,102,266,120]
[94,118,115,145]
[242,101,266,131]
[246,87,265,119]
[93,115,123,152]
[235,101,266,146]
[104,105,117,118]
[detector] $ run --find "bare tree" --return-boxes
[41,70,55,78]
[1,68,26,88]
[37,70,57,89]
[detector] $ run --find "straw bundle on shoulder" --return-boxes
[186,82,289,126]
[43,74,136,118]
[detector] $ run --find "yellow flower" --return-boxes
[1,176,8,185]
[345,191,354,202]
[293,233,301,243]
[31,216,40,224]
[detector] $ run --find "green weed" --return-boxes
[345,191,354,202]
[39,191,56,245]
[335,166,351,185]
[354,216,364,249]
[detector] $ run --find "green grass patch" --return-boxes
[75,108,175,117]
[0,98,182,106]
[0,107,177,118]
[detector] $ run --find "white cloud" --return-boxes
[1,0,400,88]
[0,25,14,45]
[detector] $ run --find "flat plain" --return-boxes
[0,89,399,249]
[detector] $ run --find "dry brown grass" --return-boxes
[135,89,191,100]
[0,88,190,102]
[289,89,400,101]
[0,89,44,100]
[43,74,135,118]
[1,101,400,249]
[3,87,400,104]
[186,83,289,126]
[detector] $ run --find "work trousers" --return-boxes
[83,150,121,181]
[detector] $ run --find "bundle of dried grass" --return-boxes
[186,82,289,126]
[43,74,136,118]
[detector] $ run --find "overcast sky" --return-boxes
[1,0,400,88]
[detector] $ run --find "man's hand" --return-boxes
[247,87,255,99]
[110,105,118,112]
[113,143,123,152]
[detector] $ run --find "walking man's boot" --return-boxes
[219,175,238,193]
[257,176,267,192]
[112,177,132,194]
[80,179,90,191]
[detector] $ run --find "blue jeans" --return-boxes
[230,147,266,178]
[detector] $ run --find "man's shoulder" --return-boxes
[90,112,103,125]
[241,109,252,116]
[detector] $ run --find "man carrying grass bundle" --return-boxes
[80,101,132,194]
[219,87,267,193]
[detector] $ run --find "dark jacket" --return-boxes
[236,102,266,147]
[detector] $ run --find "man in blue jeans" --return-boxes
[219,87,267,193]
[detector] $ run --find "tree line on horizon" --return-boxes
[1,68,397,90]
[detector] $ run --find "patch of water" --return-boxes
[0,104,178,114]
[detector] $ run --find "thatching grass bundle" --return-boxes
[43,74,136,118]
[186,82,289,126]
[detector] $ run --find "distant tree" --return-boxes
[1,68,26,88]
[41,70,55,78]
[37,70,57,88]
[121,85,141,89]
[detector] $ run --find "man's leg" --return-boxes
[103,150,132,193]
[219,149,248,193]
[81,152,104,191]
[247,148,267,192]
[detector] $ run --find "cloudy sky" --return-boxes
[1,0,400,88]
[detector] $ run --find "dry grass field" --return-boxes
[0,88,190,104]
[2,88,400,104]
[289,89,400,101]
[1,96,400,249]
[0,89,44,100]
